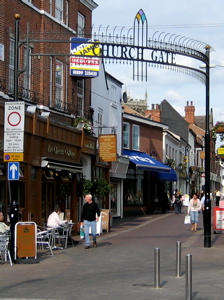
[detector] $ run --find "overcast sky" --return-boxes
[92,0,224,148]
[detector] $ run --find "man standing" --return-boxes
[215,189,221,206]
[80,194,100,249]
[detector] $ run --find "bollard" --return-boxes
[176,241,181,277]
[185,254,192,300]
[154,247,160,288]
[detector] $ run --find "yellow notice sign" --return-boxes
[99,134,117,162]
[218,148,224,155]
[4,153,24,162]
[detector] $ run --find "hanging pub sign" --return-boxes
[99,134,117,162]
[70,37,100,77]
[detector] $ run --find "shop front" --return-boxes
[123,149,175,215]
[0,103,97,227]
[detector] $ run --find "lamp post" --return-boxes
[204,45,211,248]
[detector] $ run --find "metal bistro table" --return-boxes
[48,223,76,250]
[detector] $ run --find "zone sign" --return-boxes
[4,102,25,132]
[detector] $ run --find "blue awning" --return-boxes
[153,168,177,181]
[123,149,171,173]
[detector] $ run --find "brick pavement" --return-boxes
[1,205,224,300]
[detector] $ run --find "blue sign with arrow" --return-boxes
[8,162,20,180]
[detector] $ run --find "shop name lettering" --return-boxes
[47,145,75,158]
[92,45,176,65]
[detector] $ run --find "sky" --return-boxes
[92,0,224,148]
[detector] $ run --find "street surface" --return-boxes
[1,205,224,300]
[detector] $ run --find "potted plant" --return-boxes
[73,117,93,136]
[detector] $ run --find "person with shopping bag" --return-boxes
[187,193,201,232]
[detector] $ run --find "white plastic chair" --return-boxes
[36,230,54,256]
[0,235,13,266]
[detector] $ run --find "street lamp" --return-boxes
[203,45,211,248]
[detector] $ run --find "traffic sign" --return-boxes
[8,162,20,180]
[4,153,24,162]
[4,102,25,132]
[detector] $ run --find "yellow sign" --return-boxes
[218,148,224,155]
[99,134,117,162]
[4,153,24,162]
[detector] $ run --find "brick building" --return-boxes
[0,0,100,226]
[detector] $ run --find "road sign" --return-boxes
[4,102,25,132]
[4,153,24,162]
[8,162,20,180]
[4,131,24,152]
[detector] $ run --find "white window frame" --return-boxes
[77,79,84,116]
[78,13,85,37]
[55,60,63,108]
[132,124,139,150]
[23,46,31,97]
[9,38,14,94]
[55,0,63,22]
[66,1,69,26]
[123,122,130,149]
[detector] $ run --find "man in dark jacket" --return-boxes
[80,194,100,249]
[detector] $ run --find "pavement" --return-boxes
[0,203,224,300]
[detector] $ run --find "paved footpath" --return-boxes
[1,205,224,300]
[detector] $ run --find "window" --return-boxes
[98,108,103,136]
[9,39,14,94]
[123,122,130,148]
[55,60,63,108]
[132,125,139,150]
[23,46,31,97]
[66,1,69,26]
[55,0,63,22]
[77,79,84,116]
[78,13,85,37]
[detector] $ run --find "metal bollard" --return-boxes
[185,254,192,300]
[154,247,160,289]
[176,241,181,277]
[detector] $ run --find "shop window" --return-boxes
[31,167,37,180]
[42,170,54,180]
[0,164,6,176]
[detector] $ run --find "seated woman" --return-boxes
[0,212,10,234]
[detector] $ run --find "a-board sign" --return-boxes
[101,209,110,233]
[15,222,37,259]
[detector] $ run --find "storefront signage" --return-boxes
[15,222,37,259]
[99,134,117,162]
[70,37,100,77]
[218,147,224,155]
[47,145,76,159]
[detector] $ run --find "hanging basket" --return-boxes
[215,126,224,133]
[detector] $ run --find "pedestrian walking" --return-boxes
[188,193,201,232]
[174,191,182,214]
[80,194,100,249]
[200,192,205,228]
[215,189,221,206]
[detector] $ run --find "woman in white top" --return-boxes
[188,193,201,232]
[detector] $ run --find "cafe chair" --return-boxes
[0,235,13,266]
[36,230,54,256]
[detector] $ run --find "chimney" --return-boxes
[185,101,195,124]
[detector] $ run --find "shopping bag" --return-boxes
[80,225,85,239]
[184,215,191,224]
